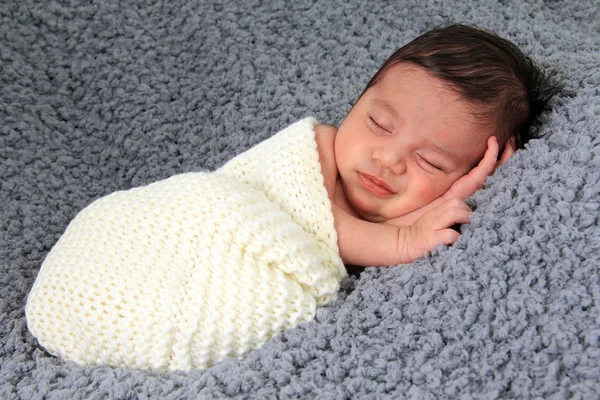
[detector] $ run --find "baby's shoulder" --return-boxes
[313,123,338,201]
[314,123,338,135]
[314,123,337,152]
[314,123,337,159]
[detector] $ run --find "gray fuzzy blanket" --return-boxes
[2,0,599,398]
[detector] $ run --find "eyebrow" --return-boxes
[424,139,461,170]
[373,99,398,118]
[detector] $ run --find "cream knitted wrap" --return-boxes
[26,118,346,372]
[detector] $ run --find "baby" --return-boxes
[26,24,559,372]
[315,24,558,267]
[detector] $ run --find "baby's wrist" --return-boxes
[396,225,418,264]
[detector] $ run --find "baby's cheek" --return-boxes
[417,176,450,202]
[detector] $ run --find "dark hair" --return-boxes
[361,24,561,149]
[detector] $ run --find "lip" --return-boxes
[357,173,395,198]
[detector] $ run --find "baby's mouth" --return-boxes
[357,173,395,198]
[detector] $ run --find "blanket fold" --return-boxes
[26,118,346,372]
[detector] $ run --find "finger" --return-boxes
[432,201,472,230]
[442,198,473,212]
[443,136,499,200]
[475,135,500,178]
[433,211,471,232]
[496,137,516,169]
[434,198,472,213]
[436,198,473,215]
[436,229,461,245]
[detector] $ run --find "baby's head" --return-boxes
[361,24,559,150]
[335,24,559,222]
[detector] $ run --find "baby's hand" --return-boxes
[400,199,472,261]
[442,136,514,201]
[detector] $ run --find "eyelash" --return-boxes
[367,117,392,135]
[418,154,444,172]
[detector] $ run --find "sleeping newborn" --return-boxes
[26,24,557,371]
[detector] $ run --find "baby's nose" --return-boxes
[373,147,406,175]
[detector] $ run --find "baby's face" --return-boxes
[335,64,495,223]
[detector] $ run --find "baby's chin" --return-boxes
[343,182,414,223]
[350,203,389,223]
[351,197,425,224]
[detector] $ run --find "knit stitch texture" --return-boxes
[25,118,346,372]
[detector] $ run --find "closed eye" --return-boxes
[367,116,392,135]
[417,154,445,173]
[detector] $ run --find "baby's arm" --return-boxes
[332,197,472,266]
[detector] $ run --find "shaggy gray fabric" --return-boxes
[2,0,599,398]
